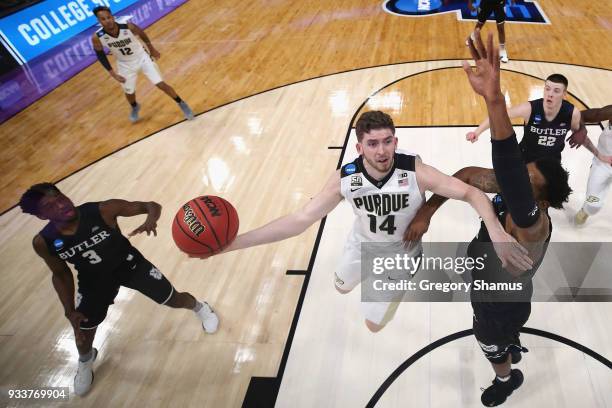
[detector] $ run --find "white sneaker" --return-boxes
[196,301,219,333]
[575,209,589,225]
[500,49,509,63]
[74,348,97,396]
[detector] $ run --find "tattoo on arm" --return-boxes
[472,172,500,193]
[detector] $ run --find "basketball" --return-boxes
[172,196,239,257]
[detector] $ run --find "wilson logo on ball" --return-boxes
[173,196,239,257]
[201,196,221,217]
[182,204,206,236]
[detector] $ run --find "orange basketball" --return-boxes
[172,196,239,257]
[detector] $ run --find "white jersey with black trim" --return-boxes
[96,23,147,62]
[596,121,612,156]
[340,150,425,253]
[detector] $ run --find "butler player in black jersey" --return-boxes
[405,31,572,406]
[465,73,603,164]
[20,183,219,397]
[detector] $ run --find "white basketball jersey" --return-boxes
[96,23,147,62]
[340,150,425,252]
[596,121,612,156]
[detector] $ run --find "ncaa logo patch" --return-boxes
[383,0,550,24]
[53,239,64,250]
[534,114,542,124]
[345,163,357,175]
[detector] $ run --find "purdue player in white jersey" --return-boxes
[575,105,612,224]
[204,111,532,332]
[91,6,194,123]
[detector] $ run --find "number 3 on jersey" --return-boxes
[368,214,397,235]
[82,250,102,264]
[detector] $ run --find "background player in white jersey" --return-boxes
[91,6,194,123]
[203,110,532,332]
[575,104,612,224]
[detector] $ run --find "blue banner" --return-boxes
[0,0,141,63]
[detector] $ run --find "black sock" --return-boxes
[174,96,183,103]
[130,101,138,108]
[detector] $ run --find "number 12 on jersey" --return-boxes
[368,214,397,234]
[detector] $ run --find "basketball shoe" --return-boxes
[481,369,524,406]
[195,301,219,333]
[499,48,509,63]
[74,348,98,396]
[179,101,194,120]
[129,103,141,123]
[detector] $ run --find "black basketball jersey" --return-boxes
[40,202,140,287]
[519,98,574,163]
[468,194,552,303]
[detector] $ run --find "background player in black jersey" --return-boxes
[91,6,194,122]
[405,30,572,406]
[20,183,218,396]
[464,73,606,164]
[467,0,514,63]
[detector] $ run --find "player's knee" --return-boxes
[365,319,385,333]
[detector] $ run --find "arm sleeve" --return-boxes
[95,49,112,71]
[491,132,540,228]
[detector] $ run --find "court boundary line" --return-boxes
[366,327,612,407]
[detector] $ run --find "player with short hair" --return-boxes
[467,0,514,63]
[574,104,612,225]
[21,183,218,396]
[91,6,194,122]
[406,31,573,406]
[207,110,532,333]
[465,73,609,166]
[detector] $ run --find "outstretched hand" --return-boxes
[129,218,158,237]
[488,228,534,272]
[461,30,500,101]
[567,126,587,148]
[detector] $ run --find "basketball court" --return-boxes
[0,1,611,407]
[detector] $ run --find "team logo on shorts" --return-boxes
[383,0,549,24]
[478,340,499,353]
[149,267,162,280]
[345,163,357,175]
[586,195,600,203]
[53,239,64,250]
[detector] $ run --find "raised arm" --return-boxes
[463,30,549,273]
[466,102,531,143]
[99,199,162,236]
[223,171,344,253]
[33,235,86,342]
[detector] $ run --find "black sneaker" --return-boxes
[511,350,522,364]
[481,369,524,407]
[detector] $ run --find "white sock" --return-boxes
[79,349,93,363]
[500,43,506,50]
[193,300,203,313]
[497,374,511,382]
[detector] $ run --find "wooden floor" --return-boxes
[0,1,611,407]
